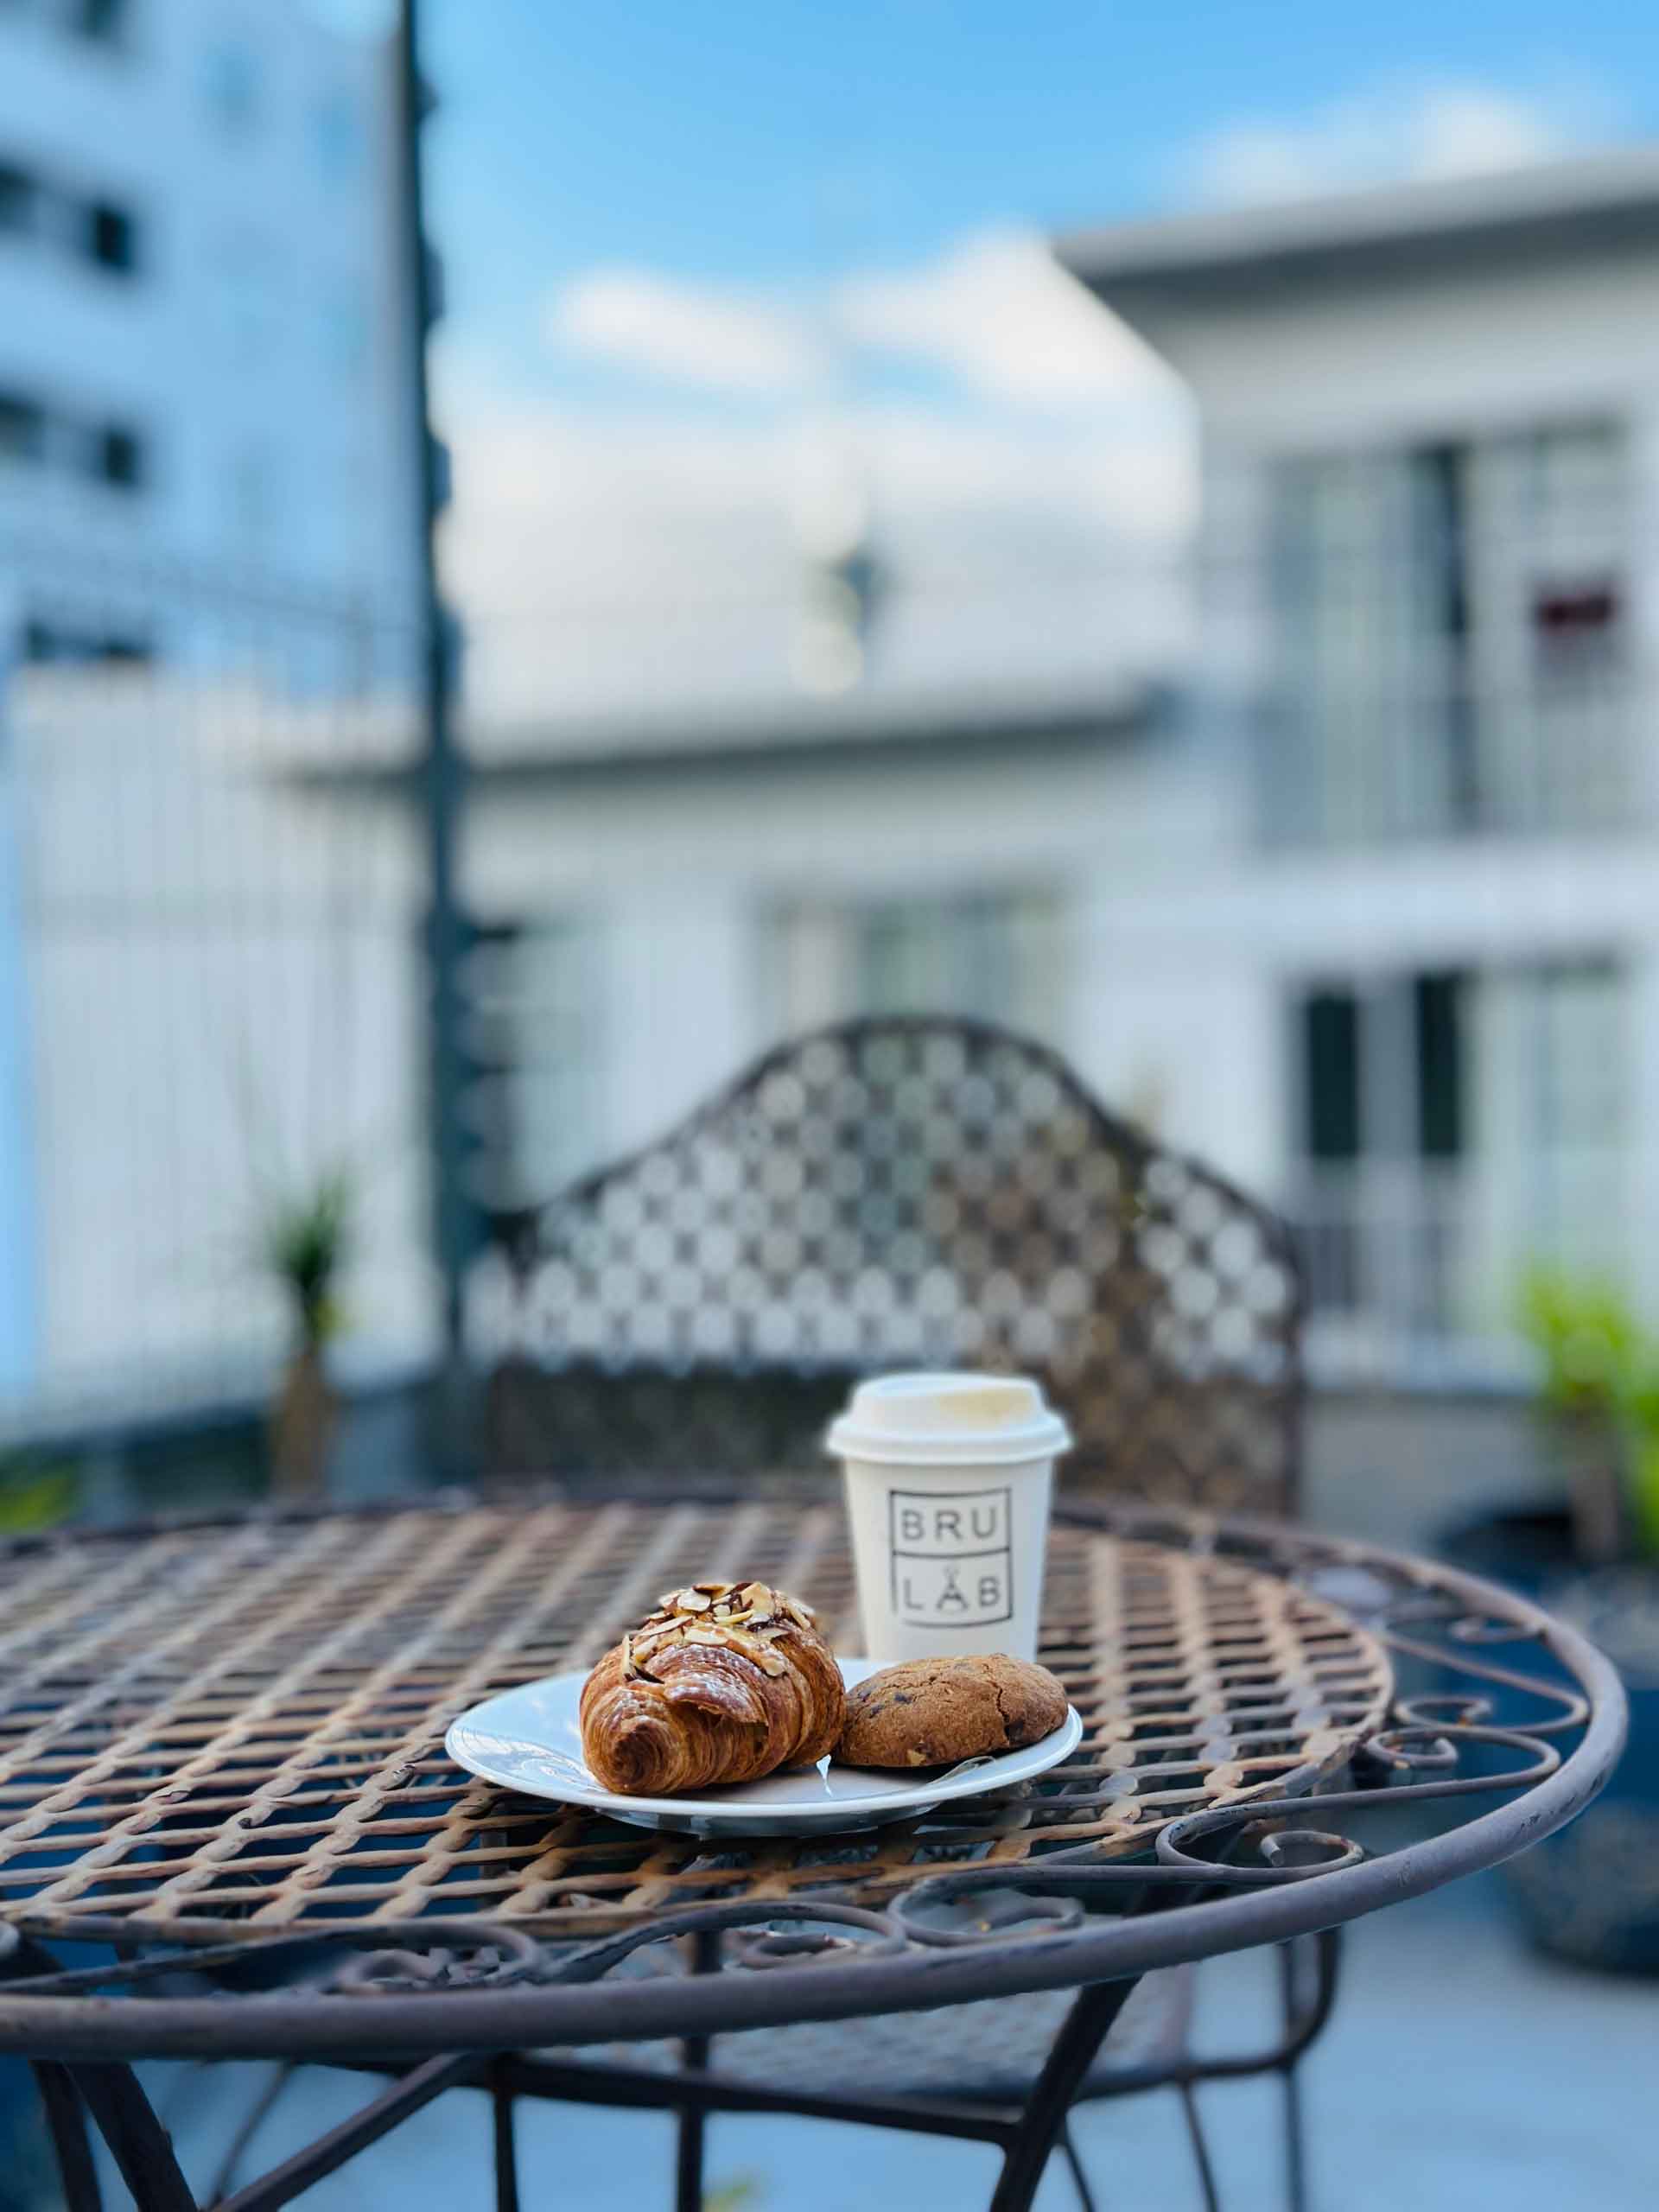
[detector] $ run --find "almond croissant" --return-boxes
[579,1580,845,1796]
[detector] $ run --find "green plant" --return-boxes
[1516,1266,1642,1417]
[702,2178,766,2212]
[1619,1366,1659,1558]
[0,1456,79,1534]
[259,1167,353,1348]
[1516,1266,1659,1560]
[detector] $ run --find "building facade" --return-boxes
[1060,150,1659,1376]
[0,0,426,1423]
[447,153,1659,1389]
[0,0,421,611]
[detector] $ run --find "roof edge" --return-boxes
[1056,145,1659,302]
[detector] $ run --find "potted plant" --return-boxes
[1439,1268,1659,1969]
[1516,1268,1643,1560]
[261,1169,352,1499]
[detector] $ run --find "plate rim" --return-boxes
[444,1657,1084,1826]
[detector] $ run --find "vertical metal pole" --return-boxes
[397,0,470,1409]
[491,2067,522,2212]
[674,1924,721,2212]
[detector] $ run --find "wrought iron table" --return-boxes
[0,1493,1626,2212]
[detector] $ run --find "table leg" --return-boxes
[675,1926,721,2212]
[63,2062,198,2212]
[29,2062,102,2212]
[1178,2084,1221,2212]
[988,1976,1139,2212]
[1058,2123,1100,2212]
[493,2063,522,2212]
[213,2052,479,2212]
[206,2062,296,2202]
[1281,2062,1306,2212]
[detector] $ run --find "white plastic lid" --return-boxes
[824,1371,1071,1468]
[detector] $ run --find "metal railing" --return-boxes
[1255,661,1640,848]
[1286,1154,1630,1382]
[0,532,432,1440]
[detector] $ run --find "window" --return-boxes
[1297,973,1465,1172]
[0,392,47,466]
[93,423,144,489]
[1292,970,1470,1339]
[1268,419,1628,842]
[1414,974,1463,1161]
[1300,992,1360,1162]
[86,200,137,274]
[22,618,151,664]
[0,169,138,276]
[1291,962,1626,1351]
[0,163,39,238]
[1478,961,1627,1289]
[767,889,1065,1041]
[73,0,130,41]
[458,918,604,1207]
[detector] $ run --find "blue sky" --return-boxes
[410,2,1659,715]
[423,1,1653,393]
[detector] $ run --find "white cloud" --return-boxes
[548,270,817,396]
[436,384,1193,731]
[456,225,1194,726]
[836,229,1174,408]
[1185,79,1610,206]
[543,226,1175,415]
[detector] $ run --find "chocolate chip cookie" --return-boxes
[836,1655,1069,1770]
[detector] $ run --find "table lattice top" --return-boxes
[0,1498,1391,1940]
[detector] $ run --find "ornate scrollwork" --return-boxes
[0,1509,1622,2035]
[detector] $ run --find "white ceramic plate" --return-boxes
[445,1658,1084,1838]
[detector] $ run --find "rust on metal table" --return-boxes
[0,1499,1390,1941]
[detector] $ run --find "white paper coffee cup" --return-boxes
[826,1372,1071,1663]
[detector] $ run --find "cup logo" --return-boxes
[888,1486,1013,1627]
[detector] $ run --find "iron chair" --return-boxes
[466,1016,1323,2212]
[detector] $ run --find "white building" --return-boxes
[0,0,426,1421]
[434,151,1659,1387]
[14,117,1659,1425]
[1059,149,1659,1376]
[0,0,421,605]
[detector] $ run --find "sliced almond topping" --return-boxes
[725,1630,787,1675]
[624,1584,810,1675]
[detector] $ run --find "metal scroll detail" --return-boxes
[0,1504,1613,2026]
[0,1504,1390,1941]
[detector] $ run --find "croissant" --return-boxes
[579,1580,845,1796]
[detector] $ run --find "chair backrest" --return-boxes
[469,1017,1305,1516]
